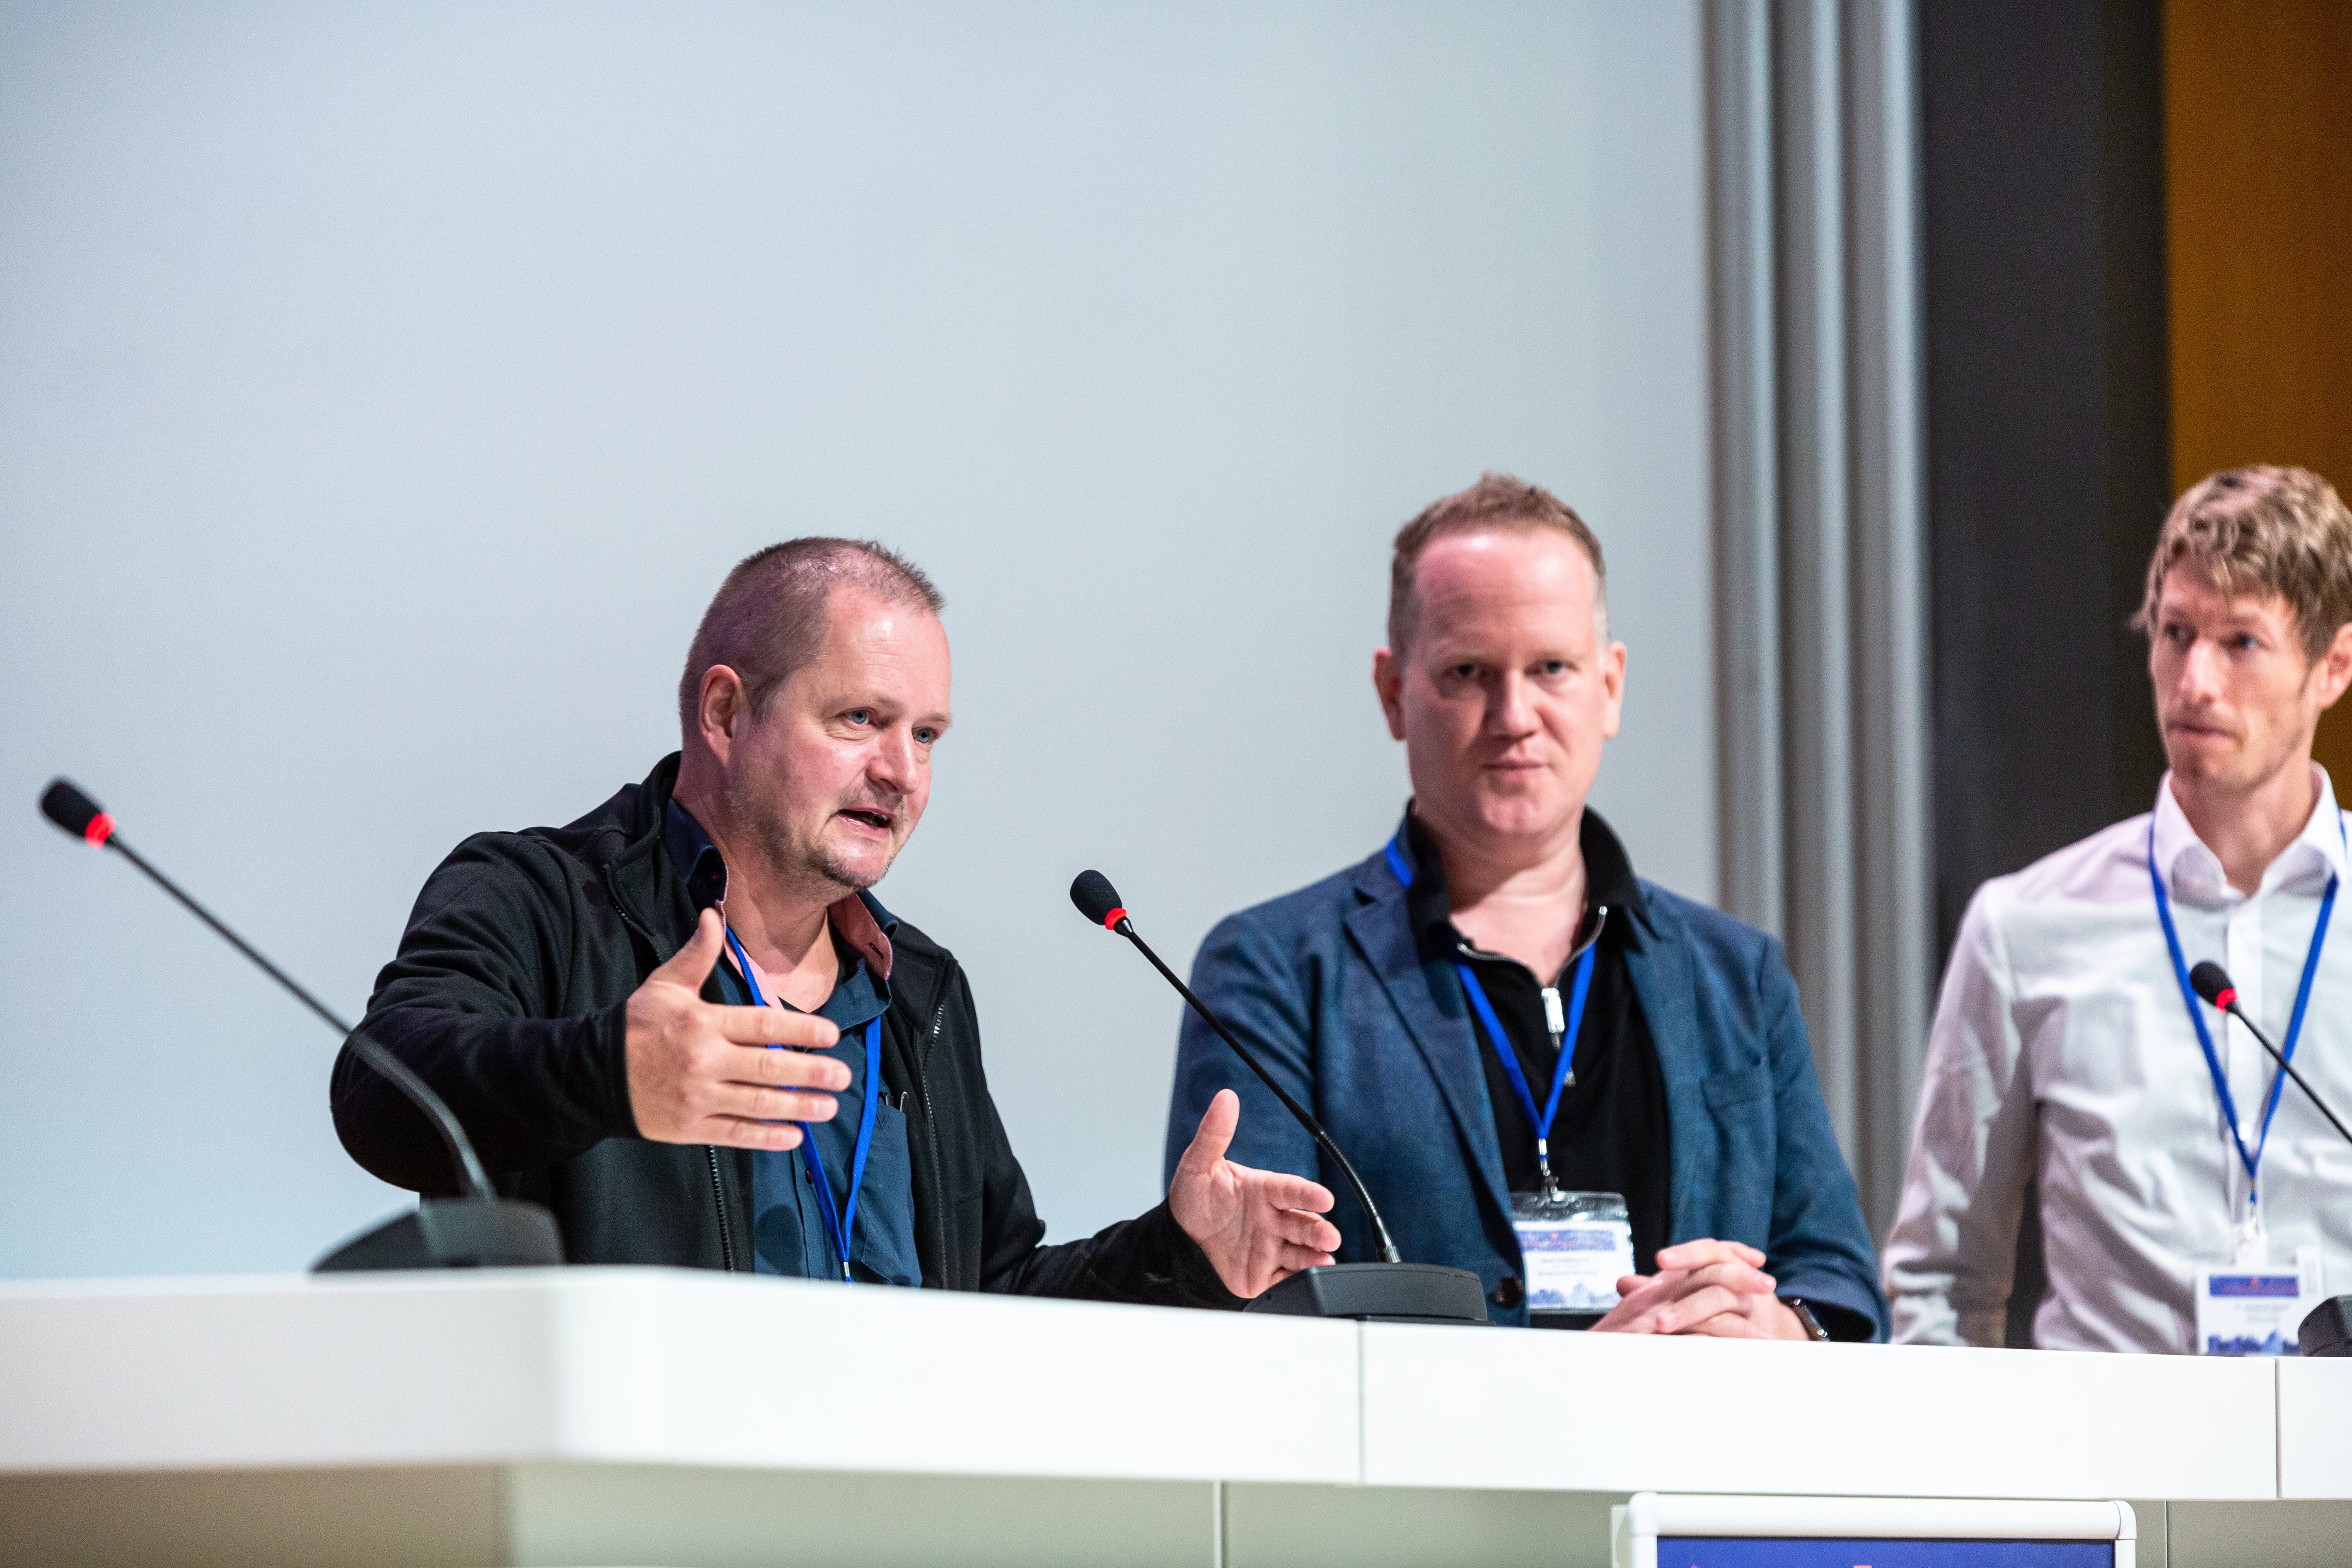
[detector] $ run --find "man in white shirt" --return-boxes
[1886,465,2352,1353]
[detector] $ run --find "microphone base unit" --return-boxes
[2300,1295,2352,1357]
[312,1198,565,1273]
[1242,1262,1490,1324]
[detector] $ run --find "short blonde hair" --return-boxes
[1388,473,1606,652]
[2134,465,2352,662]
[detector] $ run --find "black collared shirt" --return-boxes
[1400,809,1673,1308]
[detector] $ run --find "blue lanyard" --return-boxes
[2148,820,2338,1203]
[723,925,882,1283]
[1386,832,1597,1190]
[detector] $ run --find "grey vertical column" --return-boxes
[1773,0,1860,1157]
[1707,0,1785,943]
[1707,0,1933,1232]
[1842,0,1932,1236]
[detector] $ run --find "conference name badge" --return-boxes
[2195,1246,2322,1356]
[1511,1189,1634,1314]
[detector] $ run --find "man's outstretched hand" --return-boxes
[624,908,850,1151]
[1591,1238,1812,1339]
[1168,1089,1342,1299]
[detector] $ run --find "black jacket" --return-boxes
[332,754,1237,1306]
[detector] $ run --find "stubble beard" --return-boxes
[726,778,888,906]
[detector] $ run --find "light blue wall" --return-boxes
[0,1,1710,1276]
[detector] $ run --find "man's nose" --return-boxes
[1488,672,1540,734]
[869,727,919,792]
[2176,637,2226,701]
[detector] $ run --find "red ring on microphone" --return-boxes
[84,812,115,847]
[2214,986,2238,1011]
[1102,906,1126,930]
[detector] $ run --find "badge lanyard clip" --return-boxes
[725,925,883,1283]
[2149,820,2339,1254]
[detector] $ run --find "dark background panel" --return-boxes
[1917,0,2171,1345]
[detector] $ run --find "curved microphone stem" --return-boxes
[1114,920,1403,1264]
[103,834,494,1199]
[2227,1002,2352,1150]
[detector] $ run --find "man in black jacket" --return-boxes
[333,538,1338,1304]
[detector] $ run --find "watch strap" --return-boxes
[1784,1296,1832,1342]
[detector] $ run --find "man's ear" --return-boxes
[1373,648,1407,741]
[697,665,749,763]
[1600,640,1627,741]
[2314,623,2352,713]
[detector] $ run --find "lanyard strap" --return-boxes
[1458,948,1596,1153]
[2147,821,2338,1199]
[724,925,882,1283]
[1388,831,1597,1180]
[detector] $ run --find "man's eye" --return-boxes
[1450,664,1479,680]
[1538,660,1569,676]
[844,709,873,726]
[913,727,938,744]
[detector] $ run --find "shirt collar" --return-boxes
[1395,802,1647,949]
[665,798,897,983]
[2150,763,2346,907]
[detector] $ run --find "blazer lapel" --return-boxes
[1342,863,1513,1227]
[1621,888,1707,1241]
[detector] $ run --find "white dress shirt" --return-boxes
[1885,766,2352,1353]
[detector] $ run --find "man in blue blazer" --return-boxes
[1164,474,1886,1338]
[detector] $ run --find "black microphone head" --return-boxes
[40,778,114,845]
[2190,960,2236,1008]
[1070,869,1127,930]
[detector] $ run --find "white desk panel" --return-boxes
[0,1268,1360,1484]
[2277,1355,2352,1498]
[1360,1324,2276,1500]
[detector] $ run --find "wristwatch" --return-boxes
[1784,1297,1832,1342]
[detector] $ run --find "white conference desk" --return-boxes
[3,1267,2350,1568]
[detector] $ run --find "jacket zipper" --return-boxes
[915,994,950,1281]
[605,867,740,1273]
[704,1145,739,1273]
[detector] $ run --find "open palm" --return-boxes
[1167,1089,1342,1298]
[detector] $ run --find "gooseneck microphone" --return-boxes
[1071,868,1402,1264]
[40,777,561,1271]
[2189,959,2352,1149]
[1071,868,1487,1323]
[2188,959,2352,1358]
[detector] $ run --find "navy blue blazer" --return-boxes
[1162,834,1888,1336]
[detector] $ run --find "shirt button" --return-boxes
[1493,1275,1524,1309]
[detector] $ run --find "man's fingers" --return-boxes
[1679,1259,1777,1297]
[702,1115,806,1152]
[723,1041,852,1091]
[1276,1241,1336,1273]
[713,1005,842,1050]
[1654,1283,1745,1334]
[1655,1237,1767,1273]
[1275,1208,1342,1252]
[1611,1270,1688,1315]
[1179,1088,1241,1175]
[709,1083,840,1123]
[1250,1172,1336,1214]
[1591,1282,1675,1333]
[652,908,728,989]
